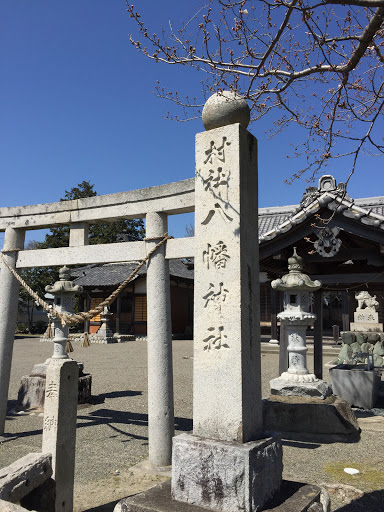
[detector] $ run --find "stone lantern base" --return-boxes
[16,359,92,412]
[270,374,332,400]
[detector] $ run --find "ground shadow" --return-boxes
[1,428,43,439]
[263,480,314,509]
[279,431,360,444]
[77,409,192,434]
[334,488,384,511]
[4,405,192,440]
[6,400,18,420]
[282,439,321,449]
[91,390,142,405]
[82,499,120,512]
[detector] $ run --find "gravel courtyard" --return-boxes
[1,337,384,511]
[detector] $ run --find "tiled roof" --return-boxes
[69,175,383,287]
[71,259,193,287]
[258,209,295,237]
[259,175,384,242]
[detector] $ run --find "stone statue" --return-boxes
[355,291,379,311]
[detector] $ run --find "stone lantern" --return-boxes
[45,266,83,359]
[97,305,113,341]
[16,266,92,413]
[270,248,332,398]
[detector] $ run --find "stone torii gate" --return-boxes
[0,179,194,468]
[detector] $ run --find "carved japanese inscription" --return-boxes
[203,325,229,351]
[291,355,300,368]
[46,382,59,399]
[204,137,231,165]
[289,333,300,346]
[203,241,230,269]
[44,416,58,431]
[198,137,233,225]
[203,282,229,312]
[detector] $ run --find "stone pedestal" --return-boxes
[17,359,92,411]
[270,376,332,399]
[172,433,282,512]
[115,480,328,512]
[42,359,78,512]
[263,395,360,438]
[354,310,379,323]
[350,322,383,332]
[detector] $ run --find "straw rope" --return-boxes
[1,233,172,327]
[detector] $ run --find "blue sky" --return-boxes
[1,0,383,247]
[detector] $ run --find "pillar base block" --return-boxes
[114,479,329,512]
[270,376,332,399]
[171,432,282,512]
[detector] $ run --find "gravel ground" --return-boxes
[1,337,384,511]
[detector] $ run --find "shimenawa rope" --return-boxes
[1,233,172,328]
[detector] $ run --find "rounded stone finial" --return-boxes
[202,91,250,131]
[288,247,303,271]
[59,265,71,281]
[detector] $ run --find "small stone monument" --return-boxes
[16,267,92,412]
[350,291,383,332]
[269,249,332,399]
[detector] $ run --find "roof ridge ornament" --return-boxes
[318,175,337,192]
[299,175,351,210]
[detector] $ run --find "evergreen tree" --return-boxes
[18,181,145,331]
[40,180,145,248]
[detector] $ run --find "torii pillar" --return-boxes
[0,227,25,436]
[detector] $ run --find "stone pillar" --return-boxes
[342,291,350,332]
[85,294,91,334]
[313,290,323,379]
[42,359,78,512]
[0,227,25,435]
[69,222,89,247]
[145,212,174,468]
[115,294,121,335]
[172,92,282,512]
[192,121,262,442]
[269,287,279,344]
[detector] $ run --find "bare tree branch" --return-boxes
[126,0,384,181]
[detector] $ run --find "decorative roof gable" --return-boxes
[259,175,384,242]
